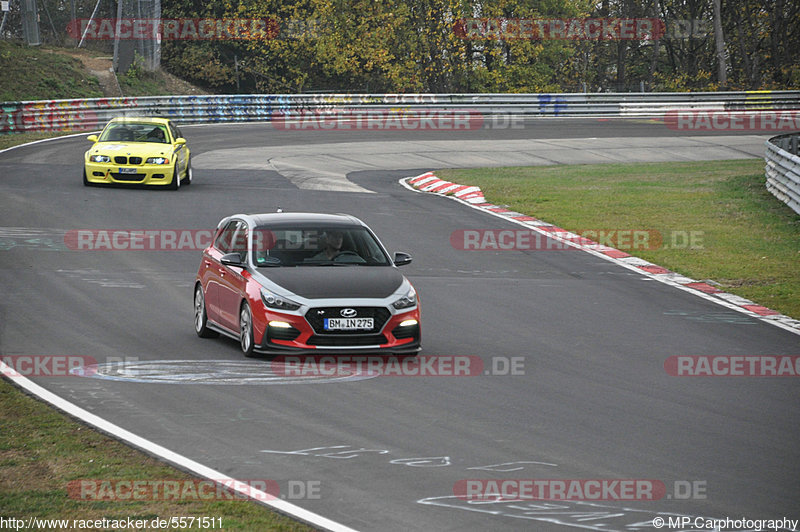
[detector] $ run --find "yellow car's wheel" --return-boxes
[185,158,192,186]
[169,162,181,190]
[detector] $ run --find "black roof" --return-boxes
[247,212,364,228]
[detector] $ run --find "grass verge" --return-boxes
[0,379,313,531]
[0,132,73,151]
[0,134,312,530]
[117,52,208,97]
[437,159,800,319]
[0,41,103,101]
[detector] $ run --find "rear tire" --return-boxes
[194,285,218,338]
[240,303,256,358]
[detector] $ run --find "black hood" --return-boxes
[260,266,405,299]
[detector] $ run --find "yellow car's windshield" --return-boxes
[99,123,170,144]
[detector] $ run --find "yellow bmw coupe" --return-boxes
[84,117,191,190]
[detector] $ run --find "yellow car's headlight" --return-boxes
[89,155,110,163]
[146,157,170,164]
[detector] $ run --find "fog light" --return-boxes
[269,321,292,328]
[399,319,418,327]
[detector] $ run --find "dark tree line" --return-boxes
[3,0,798,92]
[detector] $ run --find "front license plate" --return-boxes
[324,318,374,331]
[119,167,137,174]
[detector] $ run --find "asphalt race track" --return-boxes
[1,118,798,531]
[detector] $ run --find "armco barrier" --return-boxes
[2,91,800,134]
[765,133,800,215]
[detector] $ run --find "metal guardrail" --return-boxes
[765,133,800,215]
[2,90,800,133]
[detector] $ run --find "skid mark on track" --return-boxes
[417,496,686,531]
[56,269,146,288]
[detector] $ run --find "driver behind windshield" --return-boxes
[311,230,344,260]
[146,127,167,143]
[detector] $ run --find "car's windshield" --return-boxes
[99,123,170,144]
[251,226,391,267]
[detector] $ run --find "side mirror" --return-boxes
[175,138,186,145]
[220,253,244,267]
[393,252,412,266]
[87,135,98,142]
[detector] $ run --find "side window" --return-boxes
[169,123,182,142]
[214,220,239,253]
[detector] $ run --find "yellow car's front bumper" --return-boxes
[84,162,178,186]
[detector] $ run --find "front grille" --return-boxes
[305,307,391,335]
[111,172,145,181]
[308,334,387,346]
[268,324,301,341]
[114,156,127,164]
[129,156,142,164]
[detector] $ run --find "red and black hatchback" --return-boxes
[194,213,421,356]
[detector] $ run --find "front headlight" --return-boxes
[146,156,169,164]
[89,154,110,163]
[392,286,417,310]
[261,288,301,311]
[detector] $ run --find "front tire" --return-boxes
[185,158,192,185]
[170,163,181,190]
[240,303,256,358]
[194,285,218,338]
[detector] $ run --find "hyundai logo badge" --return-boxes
[340,308,357,318]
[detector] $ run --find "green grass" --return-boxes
[0,135,312,530]
[0,131,71,150]
[118,66,177,97]
[438,159,800,318]
[0,379,313,531]
[0,41,103,101]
